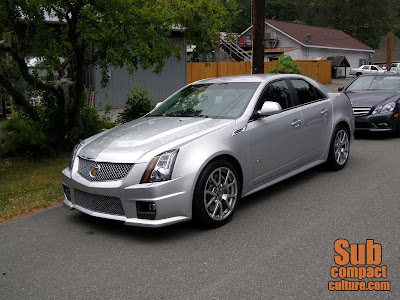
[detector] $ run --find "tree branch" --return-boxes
[0,44,65,102]
[0,73,39,121]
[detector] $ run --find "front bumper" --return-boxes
[354,112,399,132]
[61,164,196,227]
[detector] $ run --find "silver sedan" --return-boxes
[62,74,354,228]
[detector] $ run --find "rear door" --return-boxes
[288,79,333,162]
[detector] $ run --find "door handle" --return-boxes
[321,109,329,116]
[291,119,302,127]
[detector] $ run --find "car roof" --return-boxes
[192,74,308,84]
[359,73,400,76]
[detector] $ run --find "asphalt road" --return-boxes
[1,134,399,300]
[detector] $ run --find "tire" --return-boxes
[192,160,240,228]
[327,125,350,171]
[394,119,400,137]
[356,72,362,77]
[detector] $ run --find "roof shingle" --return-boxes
[267,19,373,51]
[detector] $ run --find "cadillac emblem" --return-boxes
[89,165,100,178]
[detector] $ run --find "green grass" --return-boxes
[0,153,70,222]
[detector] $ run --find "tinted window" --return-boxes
[290,79,318,105]
[314,87,327,100]
[149,82,260,119]
[256,80,293,111]
[346,76,400,91]
[371,66,378,71]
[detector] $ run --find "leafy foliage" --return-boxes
[0,94,110,157]
[0,111,50,158]
[232,0,399,49]
[119,87,154,123]
[0,0,238,155]
[268,55,305,75]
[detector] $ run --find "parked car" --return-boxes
[62,74,354,228]
[349,65,386,76]
[339,74,400,135]
[390,62,400,73]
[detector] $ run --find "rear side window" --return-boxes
[290,79,319,105]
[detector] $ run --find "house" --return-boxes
[237,19,374,77]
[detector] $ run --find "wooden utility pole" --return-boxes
[252,0,265,74]
[386,33,393,71]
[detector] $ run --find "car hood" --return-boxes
[345,91,399,106]
[78,117,234,163]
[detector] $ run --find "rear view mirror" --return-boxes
[258,101,282,116]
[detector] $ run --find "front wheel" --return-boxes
[394,119,400,137]
[327,125,350,171]
[192,160,240,228]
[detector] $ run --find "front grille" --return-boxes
[352,106,371,116]
[74,189,125,216]
[78,157,133,182]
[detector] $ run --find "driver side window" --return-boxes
[255,80,293,111]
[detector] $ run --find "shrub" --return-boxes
[0,111,50,158]
[0,93,114,157]
[268,54,304,75]
[119,86,154,123]
[101,104,116,129]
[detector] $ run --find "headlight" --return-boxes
[69,142,84,170]
[141,149,179,183]
[372,102,396,114]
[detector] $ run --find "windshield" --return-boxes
[346,76,400,92]
[148,82,260,119]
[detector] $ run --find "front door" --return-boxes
[248,80,306,185]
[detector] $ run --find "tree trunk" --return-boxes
[71,53,85,135]
[1,99,5,118]
[0,75,39,121]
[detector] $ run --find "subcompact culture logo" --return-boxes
[329,239,391,291]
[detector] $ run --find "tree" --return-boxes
[295,0,398,49]
[0,0,237,138]
[232,0,400,49]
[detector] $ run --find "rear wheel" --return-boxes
[192,160,240,228]
[327,125,350,171]
[394,120,400,137]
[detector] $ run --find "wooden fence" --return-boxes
[187,60,332,84]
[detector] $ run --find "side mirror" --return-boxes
[338,87,344,92]
[258,101,282,116]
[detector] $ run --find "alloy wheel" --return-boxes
[203,167,238,221]
[334,129,349,165]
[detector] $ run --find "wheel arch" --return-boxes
[193,153,244,199]
[336,120,350,135]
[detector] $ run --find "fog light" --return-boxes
[62,184,71,201]
[149,203,156,211]
[136,201,157,220]
[377,123,389,127]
